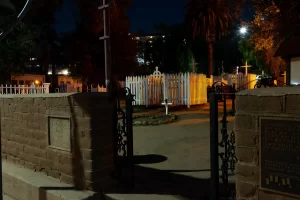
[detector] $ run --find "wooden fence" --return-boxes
[126,67,207,107]
[207,73,257,90]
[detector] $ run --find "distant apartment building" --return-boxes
[131,33,166,66]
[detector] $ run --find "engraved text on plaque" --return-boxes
[48,117,71,151]
[261,117,300,197]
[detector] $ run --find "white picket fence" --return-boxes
[126,67,207,107]
[0,83,50,95]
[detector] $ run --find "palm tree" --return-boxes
[186,0,242,77]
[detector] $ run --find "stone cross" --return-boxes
[241,60,251,76]
[236,66,239,74]
[161,99,172,115]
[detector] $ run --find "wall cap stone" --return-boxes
[237,87,300,96]
[0,92,109,98]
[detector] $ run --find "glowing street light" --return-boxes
[240,27,247,35]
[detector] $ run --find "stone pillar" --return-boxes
[235,87,300,200]
[0,92,116,192]
[42,83,50,93]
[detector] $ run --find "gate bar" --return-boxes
[125,90,134,189]
[210,93,219,200]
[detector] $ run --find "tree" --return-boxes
[238,39,264,69]
[66,0,137,84]
[0,22,34,83]
[0,0,37,83]
[186,0,244,77]
[249,0,287,76]
[178,45,195,72]
[252,0,300,38]
[153,23,190,73]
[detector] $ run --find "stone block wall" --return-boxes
[0,93,116,191]
[235,87,300,200]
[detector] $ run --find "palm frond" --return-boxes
[186,0,244,40]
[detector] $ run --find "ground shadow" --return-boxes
[107,164,235,200]
[133,154,168,164]
[67,96,85,189]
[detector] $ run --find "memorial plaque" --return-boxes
[260,117,300,197]
[48,117,71,151]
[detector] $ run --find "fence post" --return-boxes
[125,88,135,189]
[145,77,148,107]
[187,73,191,108]
[210,93,219,200]
[163,75,168,103]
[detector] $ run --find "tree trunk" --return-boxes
[208,42,214,78]
[0,67,11,84]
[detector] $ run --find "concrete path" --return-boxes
[106,111,235,200]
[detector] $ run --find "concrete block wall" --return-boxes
[0,93,116,191]
[235,87,300,200]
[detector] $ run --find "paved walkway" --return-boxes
[106,111,235,200]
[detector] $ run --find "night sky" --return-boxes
[128,0,185,33]
[54,0,185,34]
[53,0,251,35]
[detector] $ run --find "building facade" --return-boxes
[132,34,166,66]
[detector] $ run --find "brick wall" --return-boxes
[235,87,300,200]
[0,93,116,191]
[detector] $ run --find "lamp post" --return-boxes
[0,1,32,199]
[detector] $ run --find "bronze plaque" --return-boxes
[260,117,300,197]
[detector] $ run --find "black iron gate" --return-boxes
[114,87,135,189]
[210,84,237,200]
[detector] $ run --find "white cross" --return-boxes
[190,58,198,73]
[236,66,239,74]
[161,99,172,115]
[241,60,251,76]
[281,71,286,84]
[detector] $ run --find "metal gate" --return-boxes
[114,87,135,189]
[210,83,237,200]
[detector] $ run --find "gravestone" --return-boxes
[48,116,71,151]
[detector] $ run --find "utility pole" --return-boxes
[98,0,111,92]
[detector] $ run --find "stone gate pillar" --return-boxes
[235,87,300,200]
